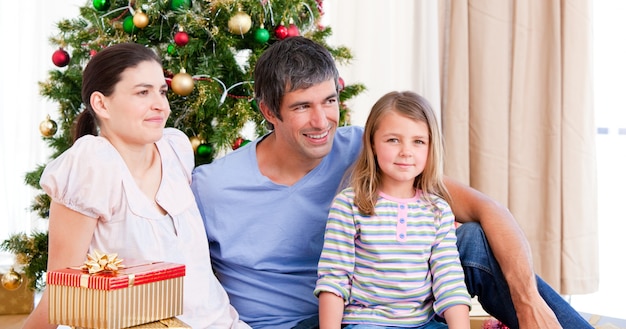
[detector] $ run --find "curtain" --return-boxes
[439,0,598,294]
[324,0,440,127]
[0,0,84,267]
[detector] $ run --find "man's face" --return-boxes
[268,79,339,164]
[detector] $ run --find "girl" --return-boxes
[23,43,249,329]
[315,91,471,329]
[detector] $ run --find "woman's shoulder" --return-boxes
[159,128,194,175]
[50,135,119,170]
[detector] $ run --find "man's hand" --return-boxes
[515,292,562,329]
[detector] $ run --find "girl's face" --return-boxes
[373,110,430,198]
[98,60,170,146]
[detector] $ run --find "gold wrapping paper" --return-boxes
[48,261,185,329]
[125,317,191,328]
[0,276,34,315]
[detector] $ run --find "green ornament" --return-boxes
[93,0,110,11]
[241,139,251,147]
[254,27,270,44]
[123,16,135,34]
[197,143,213,156]
[167,44,177,55]
[251,99,259,111]
[170,0,192,10]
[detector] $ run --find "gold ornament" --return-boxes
[171,68,195,96]
[189,136,203,153]
[15,253,29,266]
[228,10,252,35]
[1,268,23,291]
[39,115,58,137]
[133,11,149,29]
[81,249,125,274]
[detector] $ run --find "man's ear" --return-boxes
[258,101,278,126]
[90,91,110,119]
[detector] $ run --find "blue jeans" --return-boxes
[456,222,592,329]
[344,321,447,329]
[294,318,447,329]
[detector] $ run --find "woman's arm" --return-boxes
[443,177,562,329]
[22,201,98,329]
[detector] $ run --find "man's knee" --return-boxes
[456,222,493,267]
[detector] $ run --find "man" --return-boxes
[191,36,591,329]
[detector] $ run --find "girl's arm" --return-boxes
[443,304,470,329]
[22,201,98,329]
[318,291,345,329]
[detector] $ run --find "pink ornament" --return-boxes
[482,318,509,329]
[338,77,345,91]
[287,23,299,37]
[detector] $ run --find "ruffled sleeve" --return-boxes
[161,128,194,182]
[152,128,197,216]
[40,135,124,222]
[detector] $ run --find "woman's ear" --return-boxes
[90,91,110,119]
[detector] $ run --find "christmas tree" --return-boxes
[1,0,364,291]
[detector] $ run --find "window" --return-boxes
[567,0,626,319]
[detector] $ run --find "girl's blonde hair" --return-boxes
[350,91,450,215]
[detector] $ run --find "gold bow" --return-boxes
[81,249,125,274]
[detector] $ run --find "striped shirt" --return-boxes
[315,187,471,326]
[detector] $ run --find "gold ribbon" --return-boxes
[80,249,125,274]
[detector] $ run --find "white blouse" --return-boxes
[41,128,249,329]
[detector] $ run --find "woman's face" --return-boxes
[98,60,171,146]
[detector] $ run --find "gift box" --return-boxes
[47,260,185,329]
[581,312,626,329]
[0,271,34,315]
[125,317,191,328]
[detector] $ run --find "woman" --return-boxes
[23,43,249,329]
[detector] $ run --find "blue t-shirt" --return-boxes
[191,126,363,329]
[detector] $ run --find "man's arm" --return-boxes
[443,177,562,329]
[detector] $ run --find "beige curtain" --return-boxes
[439,0,598,294]
[325,0,441,127]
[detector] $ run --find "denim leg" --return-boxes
[344,321,448,329]
[456,222,592,329]
[292,315,319,329]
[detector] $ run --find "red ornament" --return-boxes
[315,0,324,15]
[89,49,98,57]
[232,137,244,150]
[274,24,288,40]
[52,48,70,67]
[232,137,250,150]
[338,77,345,91]
[287,23,299,37]
[174,31,189,46]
